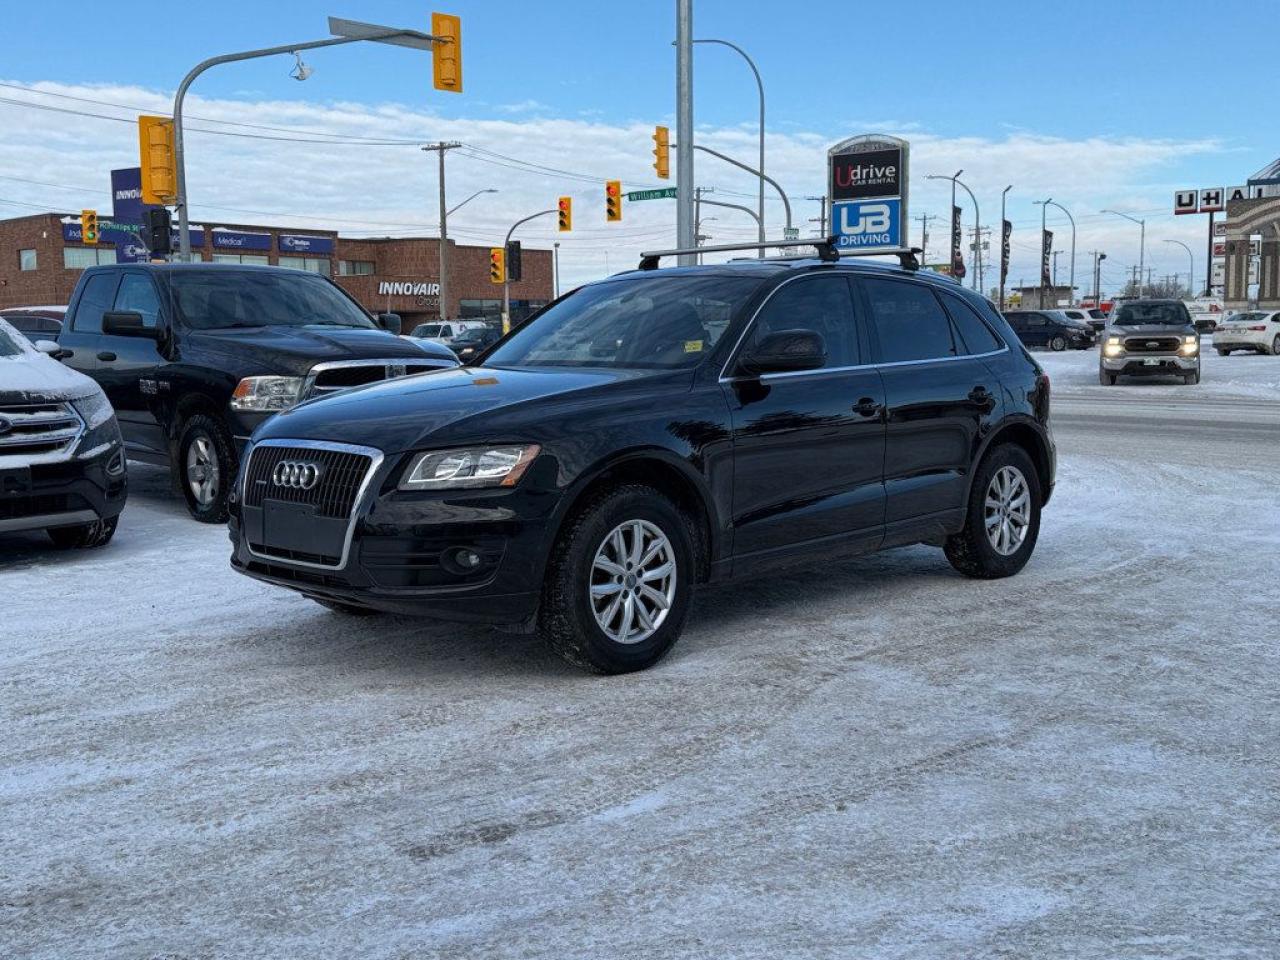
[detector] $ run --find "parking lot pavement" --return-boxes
[3,350,1278,959]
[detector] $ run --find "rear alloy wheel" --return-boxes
[945,444,1041,579]
[539,484,694,674]
[1049,335,1067,351]
[47,516,118,549]
[178,414,236,523]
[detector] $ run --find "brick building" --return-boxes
[0,212,553,328]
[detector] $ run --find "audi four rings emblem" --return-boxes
[272,460,323,489]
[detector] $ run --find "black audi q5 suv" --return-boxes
[230,242,1055,673]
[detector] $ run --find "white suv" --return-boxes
[1212,311,1280,356]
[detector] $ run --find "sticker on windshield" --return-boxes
[683,340,704,353]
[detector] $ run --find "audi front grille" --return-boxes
[242,444,374,519]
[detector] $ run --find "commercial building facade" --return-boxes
[0,212,553,328]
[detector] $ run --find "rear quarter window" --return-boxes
[940,292,1004,354]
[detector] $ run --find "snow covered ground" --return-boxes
[2,355,1278,958]
[1037,342,1280,399]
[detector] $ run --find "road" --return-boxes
[3,351,1278,959]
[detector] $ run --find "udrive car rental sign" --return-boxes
[829,135,909,252]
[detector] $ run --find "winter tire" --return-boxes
[1049,335,1067,352]
[1099,369,1117,385]
[1183,369,1200,385]
[178,413,236,523]
[945,444,1041,580]
[539,484,695,674]
[46,515,118,549]
[1217,348,1231,356]
[1271,335,1280,356]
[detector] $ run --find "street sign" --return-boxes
[828,134,909,253]
[626,188,677,202]
[783,227,799,241]
[832,198,902,250]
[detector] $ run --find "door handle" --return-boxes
[97,351,117,362]
[852,396,883,418]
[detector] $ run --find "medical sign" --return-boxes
[828,134,908,252]
[832,198,902,250]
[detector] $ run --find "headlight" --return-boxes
[1180,335,1199,356]
[399,444,540,491]
[230,376,305,412]
[71,388,115,428]
[1103,337,1124,357]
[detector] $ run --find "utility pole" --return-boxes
[675,0,695,263]
[916,213,939,267]
[805,195,828,237]
[423,141,461,321]
[1090,250,1106,305]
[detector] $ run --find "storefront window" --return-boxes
[63,247,118,269]
[279,255,332,276]
[459,299,502,319]
[212,253,270,266]
[338,260,375,276]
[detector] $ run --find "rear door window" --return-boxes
[71,272,120,333]
[862,278,958,363]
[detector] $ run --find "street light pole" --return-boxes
[1164,239,1193,297]
[172,17,439,260]
[675,0,695,264]
[553,241,560,299]
[693,144,791,231]
[502,209,556,333]
[691,38,765,255]
[1102,209,1146,298]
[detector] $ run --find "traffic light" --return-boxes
[557,196,572,232]
[505,240,522,282]
[653,125,670,180]
[143,207,173,257]
[137,115,177,205]
[489,247,505,284]
[431,12,462,93]
[80,209,98,245]
[605,180,622,222]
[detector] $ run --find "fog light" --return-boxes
[457,549,482,569]
[106,450,126,477]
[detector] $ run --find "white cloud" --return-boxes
[0,81,1228,293]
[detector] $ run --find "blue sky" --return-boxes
[1,1,1275,291]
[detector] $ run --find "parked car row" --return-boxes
[1002,310,1097,351]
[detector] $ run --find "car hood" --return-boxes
[184,325,454,376]
[0,352,97,403]
[259,364,669,453]
[1111,323,1194,336]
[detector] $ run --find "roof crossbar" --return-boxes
[637,237,922,271]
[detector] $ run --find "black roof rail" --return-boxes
[637,237,923,272]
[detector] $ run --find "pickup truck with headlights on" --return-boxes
[56,263,458,522]
[1099,299,1202,385]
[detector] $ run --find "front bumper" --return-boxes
[228,446,558,624]
[0,440,128,535]
[1100,353,1199,375]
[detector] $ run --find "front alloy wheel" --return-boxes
[1049,335,1067,351]
[589,519,678,644]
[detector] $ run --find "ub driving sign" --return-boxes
[828,134,908,253]
[833,198,902,250]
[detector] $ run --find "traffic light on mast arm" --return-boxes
[431,12,462,93]
[605,180,622,222]
[489,247,505,284]
[137,114,177,205]
[653,125,670,179]
[80,209,98,245]
[557,196,573,232]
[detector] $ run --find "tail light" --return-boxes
[1247,325,1267,331]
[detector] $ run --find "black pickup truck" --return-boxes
[56,263,458,522]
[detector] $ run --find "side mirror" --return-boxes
[33,339,68,360]
[738,329,827,375]
[1193,318,1212,332]
[378,312,403,335]
[102,311,157,339]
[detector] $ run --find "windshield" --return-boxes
[1113,302,1191,326]
[483,275,762,370]
[0,321,25,356]
[167,270,377,331]
[1235,312,1268,323]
